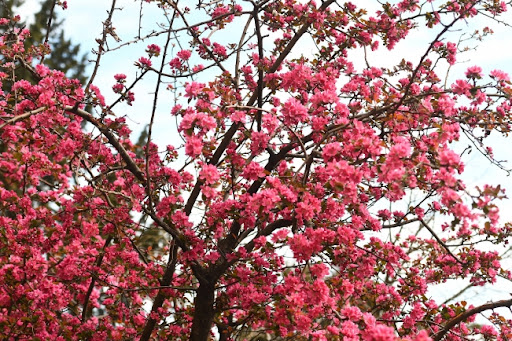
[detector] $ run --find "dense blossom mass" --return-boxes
[1,0,512,340]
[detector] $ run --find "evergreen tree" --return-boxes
[0,0,23,18]
[1,0,88,83]
[27,0,87,83]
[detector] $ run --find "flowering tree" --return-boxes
[1,0,512,340]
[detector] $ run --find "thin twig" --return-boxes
[81,236,112,322]
[84,0,117,95]
[419,219,464,265]
[39,0,57,64]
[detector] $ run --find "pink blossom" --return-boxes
[199,164,220,184]
[192,64,204,72]
[230,110,246,123]
[211,5,230,19]
[465,65,482,79]
[89,84,106,106]
[280,63,312,90]
[112,83,124,93]
[146,43,161,57]
[184,82,204,98]
[212,42,227,58]
[411,330,431,341]
[169,57,182,69]
[126,91,135,105]
[250,131,270,154]
[376,211,390,222]
[177,49,192,60]
[2,2,511,340]
[322,142,341,161]
[281,97,308,124]
[437,95,456,116]
[490,69,510,81]
[37,90,54,106]
[137,57,152,68]
[446,42,457,64]
[133,314,146,326]
[362,324,397,340]
[439,148,461,168]
[451,79,471,95]
[342,306,362,320]
[185,135,203,157]
[340,321,360,338]
[241,161,265,180]
[114,73,126,81]
[35,64,50,77]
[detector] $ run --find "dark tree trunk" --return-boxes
[190,281,216,341]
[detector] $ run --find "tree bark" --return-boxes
[140,244,178,341]
[190,281,216,341]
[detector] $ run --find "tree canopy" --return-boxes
[1,0,512,340]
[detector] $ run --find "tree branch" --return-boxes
[433,298,512,341]
[419,219,464,265]
[140,242,179,341]
[65,106,145,182]
[81,236,112,322]
[0,106,47,130]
